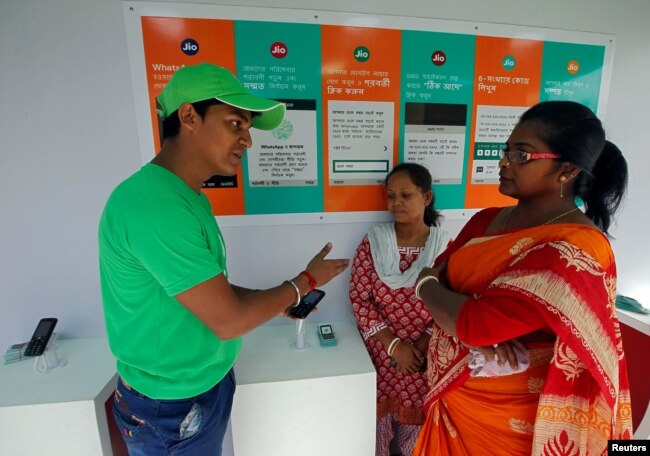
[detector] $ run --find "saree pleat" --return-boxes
[414,346,553,456]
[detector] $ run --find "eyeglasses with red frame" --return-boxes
[499,148,560,165]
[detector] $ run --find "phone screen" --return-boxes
[304,290,323,305]
[34,321,55,337]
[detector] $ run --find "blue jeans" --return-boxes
[112,370,235,456]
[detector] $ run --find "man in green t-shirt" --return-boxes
[99,63,349,456]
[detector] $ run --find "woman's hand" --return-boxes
[413,333,431,356]
[304,243,350,287]
[392,342,425,374]
[470,339,528,369]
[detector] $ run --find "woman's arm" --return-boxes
[416,267,468,338]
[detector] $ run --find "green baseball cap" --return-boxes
[156,63,286,131]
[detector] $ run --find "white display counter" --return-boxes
[230,320,376,456]
[617,308,650,336]
[0,337,118,456]
[1,317,644,453]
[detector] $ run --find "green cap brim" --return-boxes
[216,94,286,131]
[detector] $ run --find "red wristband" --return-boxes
[300,270,317,290]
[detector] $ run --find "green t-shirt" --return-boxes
[98,163,241,399]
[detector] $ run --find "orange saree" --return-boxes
[414,208,632,456]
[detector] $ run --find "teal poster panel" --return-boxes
[234,21,323,214]
[400,31,476,209]
[540,42,605,112]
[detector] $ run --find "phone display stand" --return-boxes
[290,319,310,351]
[33,333,67,375]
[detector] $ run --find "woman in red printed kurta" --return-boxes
[350,163,449,456]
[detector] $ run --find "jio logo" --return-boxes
[270,42,288,59]
[502,55,516,70]
[567,60,580,75]
[353,46,370,62]
[431,50,446,66]
[180,38,199,56]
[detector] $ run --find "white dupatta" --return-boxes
[367,223,449,290]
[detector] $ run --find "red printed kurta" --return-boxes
[350,235,432,424]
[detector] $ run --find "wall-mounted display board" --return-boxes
[124,2,614,225]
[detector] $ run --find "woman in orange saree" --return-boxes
[414,101,632,456]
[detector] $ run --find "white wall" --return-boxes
[2,0,649,351]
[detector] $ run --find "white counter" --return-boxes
[617,308,650,336]
[230,320,376,456]
[0,337,118,455]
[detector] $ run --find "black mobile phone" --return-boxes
[24,318,58,357]
[289,289,325,319]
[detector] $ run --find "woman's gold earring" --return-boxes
[559,176,567,198]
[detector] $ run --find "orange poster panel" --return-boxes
[465,36,543,208]
[141,17,244,215]
[321,26,401,212]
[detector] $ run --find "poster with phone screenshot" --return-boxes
[125,3,613,221]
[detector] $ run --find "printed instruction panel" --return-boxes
[124,3,613,217]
